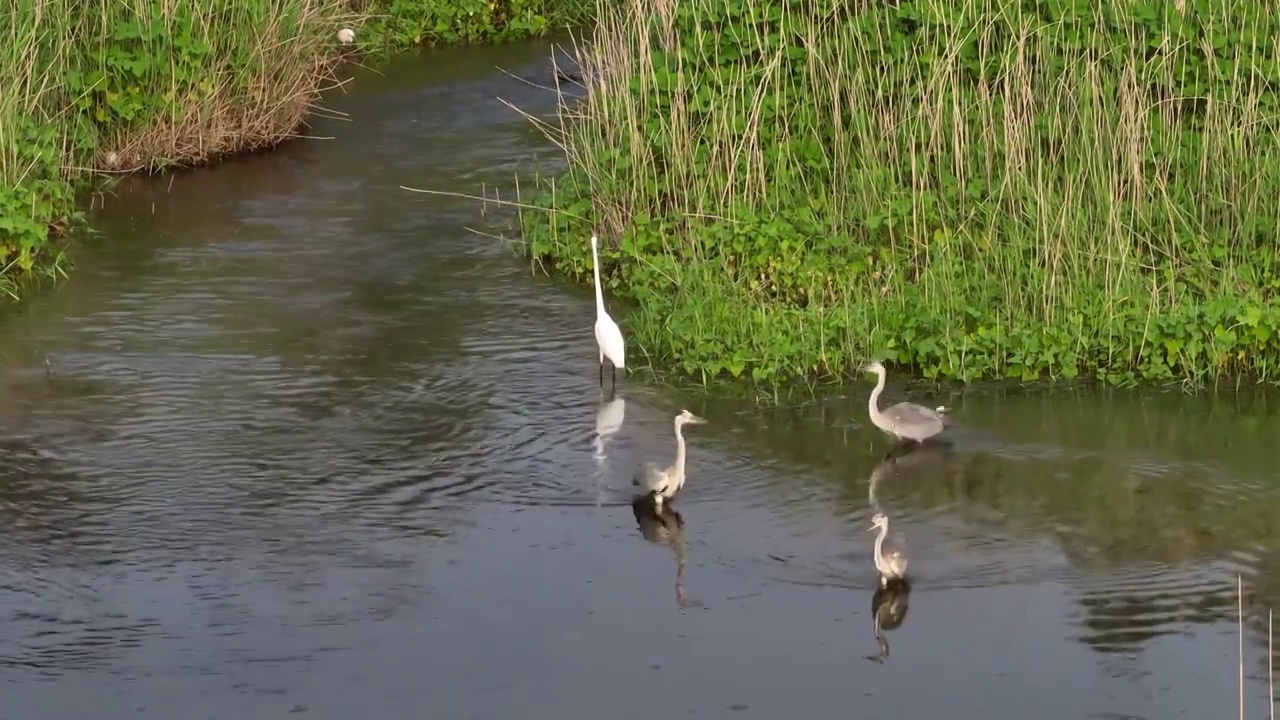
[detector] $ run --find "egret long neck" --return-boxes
[868,370,886,418]
[590,242,606,316]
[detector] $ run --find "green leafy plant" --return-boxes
[358,0,592,54]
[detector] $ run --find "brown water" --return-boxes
[1,40,1279,720]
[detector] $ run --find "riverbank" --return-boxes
[0,0,589,303]
[519,0,1280,389]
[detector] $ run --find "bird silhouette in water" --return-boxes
[630,495,700,608]
[865,579,911,663]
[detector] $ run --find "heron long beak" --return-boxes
[866,523,878,532]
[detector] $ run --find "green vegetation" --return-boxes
[2,0,359,300]
[1,0,589,304]
[359,0,592,55]
[520,0,1280,389]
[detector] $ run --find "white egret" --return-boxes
[868,512,909,587]
[633,409,705,513]
[591,235,625,390]
[863,361,949,443]
[337,28,355,44]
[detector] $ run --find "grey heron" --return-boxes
[633,409,705,513]
[868,512,909,587]
[862,361,949,444]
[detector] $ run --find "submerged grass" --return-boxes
[519,0,1280,390]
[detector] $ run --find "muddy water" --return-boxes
[1,41,1278,720]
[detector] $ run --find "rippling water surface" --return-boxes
[1,41,1279,720]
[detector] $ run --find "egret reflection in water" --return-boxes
[630,495,700,608]
[593,393,626,505]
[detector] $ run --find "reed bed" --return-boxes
[521,0,1280,389]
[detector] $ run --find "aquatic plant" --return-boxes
[520,0,1280,389]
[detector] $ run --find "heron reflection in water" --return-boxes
[862,361,952,455]
[866,579,912,662]
[630,495,700,608]
[867,440,954,516]
[632,409,706,513]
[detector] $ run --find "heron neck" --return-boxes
[874,523,888,564]
[673,422,687,479]
[591,241,606,316]
[868,370,886,418]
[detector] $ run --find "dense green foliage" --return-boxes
[1,0,358,300]
[360,0,591,54]
[522,0,1280,389]
[1,0,589,304]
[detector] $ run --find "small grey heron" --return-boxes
[633,409,705,513]
[862,361,949,443]
[868,512,909,587]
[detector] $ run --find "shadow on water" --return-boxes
[0,38,1277,720]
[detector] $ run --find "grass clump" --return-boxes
[520,0,1280,389]
[0,0,361,301]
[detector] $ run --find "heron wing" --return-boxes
[882,536,908,574]
[884,401,945,435]
[632,461,669,494]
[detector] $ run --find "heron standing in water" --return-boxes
[633,409,706,513]
[868,512,909,587]
[862,361,949,444]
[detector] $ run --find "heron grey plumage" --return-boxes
[868,512,909,587]
[633,409,705,513]
[863,361,949,443]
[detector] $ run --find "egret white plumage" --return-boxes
[863,361,949,443]
[590,235,625,390]
[868,512,909,587]
[633,409,705,513]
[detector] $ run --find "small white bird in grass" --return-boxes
[590,235,626,390]
[337,28,355,44]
